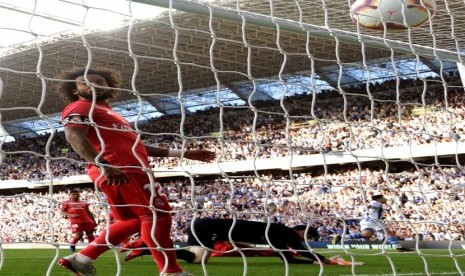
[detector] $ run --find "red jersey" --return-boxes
[61,200,94,224]
[61,99,150,181]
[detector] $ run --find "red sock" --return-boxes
[141,214,182,274]
[87,233,96,243]
[71,235,81,246]
[80,219,140,260]
[129,237,145,248]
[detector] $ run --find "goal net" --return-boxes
[0,0,465,275]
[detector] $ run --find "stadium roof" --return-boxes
[0,0,463,138]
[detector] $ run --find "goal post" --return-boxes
[457,61,465,88]
[134,0,464,61]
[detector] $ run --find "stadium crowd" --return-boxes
[1,73,464,245]
[1,74,464,181]
[0,163,464,244]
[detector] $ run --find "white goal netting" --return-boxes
[0,0,465,275]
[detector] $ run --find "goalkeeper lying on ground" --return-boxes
[122,218,363,266]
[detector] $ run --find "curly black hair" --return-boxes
[54,67,122,103]
[372,194,384,200]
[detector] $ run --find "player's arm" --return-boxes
[60,205,70,217]
[280,228,363,266]
[85,205,97,224]
[289,249,339,265]
[145,145,216,162]
[64,122,129,185]
[60,209,71,217]
[282,237,322,264]
[283,241,337,265]
[268,227,319,264]
[294,250,363,266]
[60,203,78,218]
[272,226,335,265]
[280,251,316,264]
[64,120,101,163]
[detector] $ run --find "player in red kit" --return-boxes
[60,189,97,252]
[55,67,216,276]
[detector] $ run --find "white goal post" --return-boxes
[135,0,464,61]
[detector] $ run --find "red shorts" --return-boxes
[95,172,172,221]
[71,221,96,233]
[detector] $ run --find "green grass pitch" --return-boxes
[2,249,465,275]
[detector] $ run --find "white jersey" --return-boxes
[363,200,384,221]
[360,200,386,232]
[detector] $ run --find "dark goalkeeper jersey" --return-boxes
[187,218,325,264]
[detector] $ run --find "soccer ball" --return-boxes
[350,0,437,31]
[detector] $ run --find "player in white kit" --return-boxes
[332,194,413,252]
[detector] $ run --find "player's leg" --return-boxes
[86,231,96,243]
[84,222,96,243]
[128,173,185,274]
[122,240,198,263]
[385,228,414,251]
[59,219,140,275]
[75,219,140,258]
[333,220,370,244]
[184,220,215,264]
[70,230,84,252]
[120,235,145,251]
[175,249,196,263]
[361,228,375,239]
[140,214,183,272]
[187,246,212,264]
[370,222,413,251]
[139,209,183,273]
[59,174,148,275]
[333,228,370,244]
[124,248,151,261]
[73,176,145,260]
[120,232,141,253]
[121,234,153,261]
